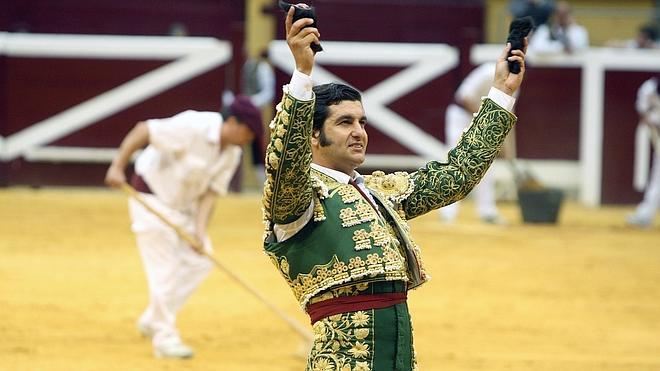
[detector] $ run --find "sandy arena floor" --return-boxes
[1,187,659,371]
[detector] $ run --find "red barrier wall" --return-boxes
[0,1,651,205]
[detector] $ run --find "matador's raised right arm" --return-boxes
[262,88,316,226]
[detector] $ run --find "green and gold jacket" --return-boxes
[262,87,516,309]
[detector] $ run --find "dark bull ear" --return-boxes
[506,16,535,74]
[279,1,323,53]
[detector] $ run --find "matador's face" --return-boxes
[311,100,368,175]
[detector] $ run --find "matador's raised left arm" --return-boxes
[402,97,516,219]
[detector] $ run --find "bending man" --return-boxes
[105,97,262,358]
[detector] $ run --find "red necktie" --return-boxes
[348,179,379,213]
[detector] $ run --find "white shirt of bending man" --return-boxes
[136,110,242,214]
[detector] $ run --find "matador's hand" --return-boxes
[285,5,319,75]
[494,39,528,96]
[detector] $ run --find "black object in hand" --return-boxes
[279,0,323,53]
[506,16,534,74]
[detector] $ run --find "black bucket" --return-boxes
[517,188,564,224]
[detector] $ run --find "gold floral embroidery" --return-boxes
[309,282,371,305]
[313,197,326,222]
[337,186,360,203]
[348,342,370,359]
[403,98,516,219]
[280,109,290,125]
[262,92,315,225]
[285,254,408,309]
[273,138,284,152]
[365,171,414,204]
[351,311,369,326]
[369,221,390,247]
[265,97,513,311]
[339,201,376,228]
[365,253,381,268]
[352,229,371,251]
[339,207,360,227]
[307,311,373,371]
[348,256,366,270]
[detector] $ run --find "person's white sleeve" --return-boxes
[528,25,564,54]
[456,63,494,103]
[273,201,314,242]
[286,69,314,101]
[569,25,589,51]
[487,87,516,113]
[250,62,276,108]
[147,111,210,154]
[636,79,655,115]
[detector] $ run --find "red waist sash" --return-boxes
[307,292,407,324]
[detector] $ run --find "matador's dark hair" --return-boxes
[312,83,362,132]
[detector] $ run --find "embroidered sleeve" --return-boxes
[262,89,316,225]
[403,98,517,219]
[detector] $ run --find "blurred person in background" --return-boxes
[240,49,276,113]
[607,23,659,49]
[509,0,556,27]
[631,24,659,49]
[104,97,262,358]
[224,49,276,186]
[439,62,518,225]
[528,0,589,55]
[627,75,660,228]
[262,7,527,370]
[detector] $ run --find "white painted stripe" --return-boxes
[0,33,232,161]
[0,32,229,60]
[365,59,456,105]
[25,146,119,163]
[361,102,446,158]
[271,41,457,66]
[633,124,652,191]
[2,51,229,160]
[580,61,605,206]
[471,44,660,70]
[24,146,141,163]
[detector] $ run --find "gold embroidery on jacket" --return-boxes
[352,229,371,251]
[403,98,516,219]
[339,201,377,228]
[262,91,315,226]
[337,186,360,203]
[366,170,414,203]
[307,310,374,371]
[274,254,409,309]
[308,282,371,305]
[369,221,390,247]
[313,198,326,222]
[339,207,360,227]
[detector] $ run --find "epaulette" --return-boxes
[364,170,414,203]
